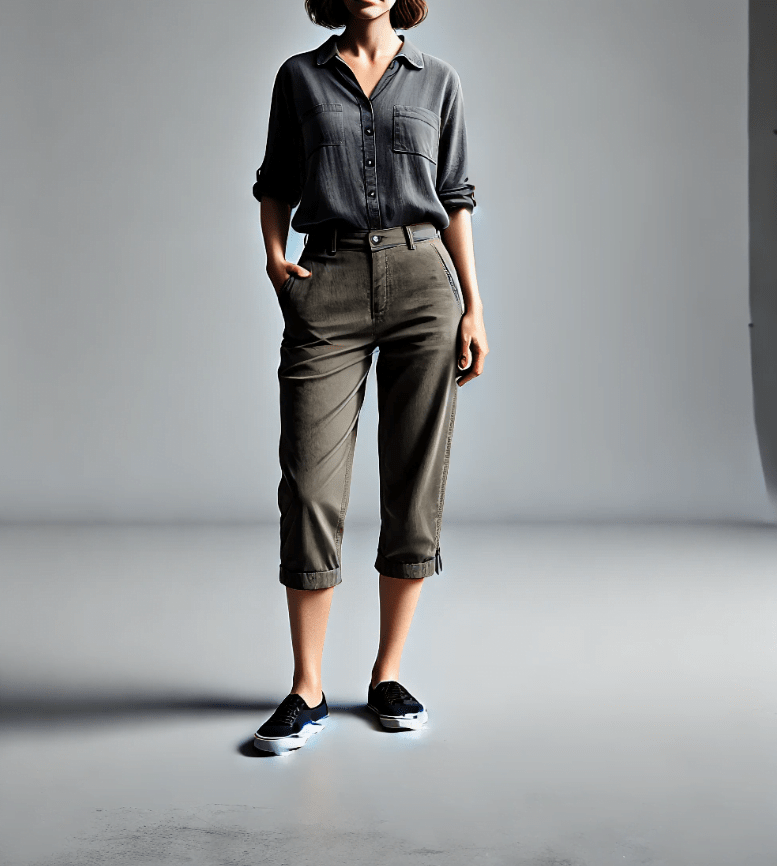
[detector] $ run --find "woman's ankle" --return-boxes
[291,682,323,707]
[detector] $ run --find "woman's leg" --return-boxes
[276,240,372,707]
[287,585,334,708]
[371,575,425,688]
[369,234,462,689]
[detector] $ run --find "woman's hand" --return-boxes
[268,259,312,295]
[456,306,488,387]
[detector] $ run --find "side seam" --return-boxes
[336,421,359,561]
[429,239,462,311]
[434,383,458,563]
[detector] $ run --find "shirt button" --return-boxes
[365,127,373,135]
[371,235,380,243]
[366,159,373,166]
[369,191,376,197]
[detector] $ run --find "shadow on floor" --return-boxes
[0,691,377,732]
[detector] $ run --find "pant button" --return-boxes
[371,235,380,244]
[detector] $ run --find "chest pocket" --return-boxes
[301,103,344,159]
[392,105,440,165]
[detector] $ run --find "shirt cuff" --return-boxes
[252,172,300,208]
[439,187,477,213]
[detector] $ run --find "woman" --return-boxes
[252,0,488,755]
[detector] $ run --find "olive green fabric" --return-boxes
[276,222,463,590]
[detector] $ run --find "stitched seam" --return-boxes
[435,385,458,549]
[430,241,461,309]
[281,564,341,578]
[336,426,358,560]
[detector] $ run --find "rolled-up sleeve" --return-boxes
[435,72,477,214]
[252,63,303,208]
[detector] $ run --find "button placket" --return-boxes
[362,102,381,226]
[331,52,402,230]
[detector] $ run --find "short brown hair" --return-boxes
[305,0,428,30]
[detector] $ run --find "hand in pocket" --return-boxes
[269,261,312,295]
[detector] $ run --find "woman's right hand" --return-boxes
[268,260,312,295]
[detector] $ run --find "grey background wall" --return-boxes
[749,0,777,507]
[1,0,772,524]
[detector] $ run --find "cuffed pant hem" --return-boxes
[374,547,443,579]
[279,565,343,590]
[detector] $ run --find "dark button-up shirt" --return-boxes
[252,33,477,234]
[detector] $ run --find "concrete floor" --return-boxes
[1,521,776,866]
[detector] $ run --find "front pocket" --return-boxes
[301,103,344,160]
[429,240,462,310]
[278,273,295,302]
[392,105,440,164]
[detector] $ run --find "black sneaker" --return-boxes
[253,691,329,755]
[367,680,428,730]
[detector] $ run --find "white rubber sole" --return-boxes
[367,704,429,730]
[253,717,328,755]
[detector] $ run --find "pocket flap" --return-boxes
[301,103,345,156]
[393,105,440,163]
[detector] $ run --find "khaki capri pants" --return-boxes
[276,221,464,590]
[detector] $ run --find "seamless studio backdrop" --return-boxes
[3,3,777,865]
[0,0,773,525]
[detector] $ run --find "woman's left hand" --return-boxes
[456,307,488,386]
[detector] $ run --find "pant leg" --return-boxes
[277,245,374,590]
[372,236,464,579]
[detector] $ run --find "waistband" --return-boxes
[304,222,439,255]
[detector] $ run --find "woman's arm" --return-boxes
[433,71,487,385]
[254,63,309,295]
[260,197,311,295]
[441,208,480,315]
[441,208,488,386]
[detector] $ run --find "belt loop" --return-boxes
[328,226,337,256]
[403,224,416,250]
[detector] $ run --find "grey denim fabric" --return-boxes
[276,222,463,590]
[252,33,477,233]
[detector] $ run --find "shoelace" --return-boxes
[381,681,416,706]
[271,695,306,726]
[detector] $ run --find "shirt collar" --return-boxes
[315,33,424,69]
